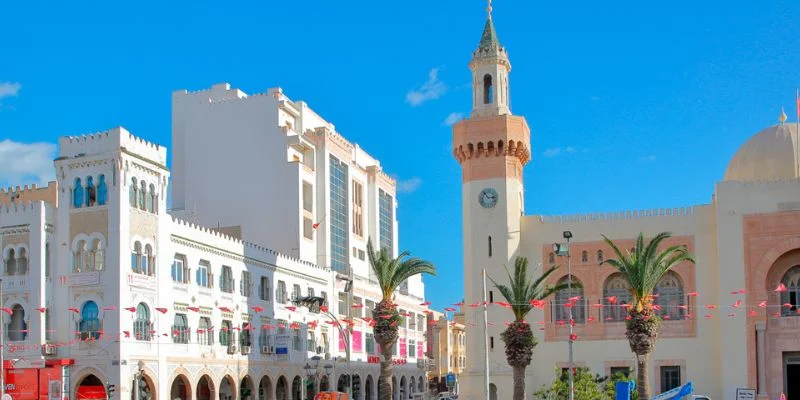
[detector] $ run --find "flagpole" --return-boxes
[796,89,799,176]
[482,269,490,400]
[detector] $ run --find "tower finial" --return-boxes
[487,0,493,19]
[780,107,788,124]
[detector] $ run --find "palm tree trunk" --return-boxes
[378,338,394,400]
[512,364,526,400]
[637,353,651,400]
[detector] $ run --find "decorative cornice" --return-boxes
[453,139,530,165]
[0,225,30,236]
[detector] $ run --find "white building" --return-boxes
[456,4,800,400]
[0,83,430,400]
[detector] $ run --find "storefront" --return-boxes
[3,359,74,400]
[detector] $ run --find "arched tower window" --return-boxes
[8,304,27,341]
[4,249,16,275]
[73,178,84,208]
[597,250,604,262]
[91,239,104,271]
[548,252,555,265]
[73,240,87,272]
[97,174,108,206]
[483,74,494,104]
[147,183,156,213]
[143,244,153,276]
[603,273,633,322]
[129,178,138,207]
[16,248,27,275]
[85,176,96,207]
[554,275,585,324]
[780,266,800,316]
[139,181,146,210]
[581,251,588,263]
[488,236,492,258]
[131,242,142,274]
[79,301,101,340]
[654,271,685,319]
[134,302,152,341]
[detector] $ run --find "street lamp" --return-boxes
[324,364,333,392]
[304,363,314,400]
[0,277,4,400]
[554,230,574,400]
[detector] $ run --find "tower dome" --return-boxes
[724,123,800,181]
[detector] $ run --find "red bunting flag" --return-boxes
[420,301,431,306]
[776,283,788,292]
[454,302,464,307]
[286,306,297,312]
[37,307,47,313]
[219,306,232,312]
[593,303,602,309]
[123,331,130,338]
[663,315,671,320]
[569,333,578,341]
[155,308,168,314]
[352,304,364,308]
[251,306,264,313]
[704,315,713,319]
[678,305,688,309]
[444,307,456,312]
[320,306,329,313]
[568,296,581,302]
[732,300,742,308]
[606,296,617,304]
[704,304,716,309]
[748,311,757,317]
[758,301,767,308]
[379,315,392,320]
[389,321,398,327]
[187,307,200,312]
[68,307,80,314]
[688,292,698,297]
[469,302,481,308]
[124,307,136,312]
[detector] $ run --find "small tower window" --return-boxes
[97,175,108,206]
[85,176,96,207]
[139,181,147,210]
[597,250,604,262]
[148,183,156,213]
[548,252,555,264]
[483,74,494,104]
[581,251,588,263]
[488,236,493,258]
[73,178,84,208]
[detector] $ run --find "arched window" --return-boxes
[554,276,585,324]
[4,249,16,275]
[597,250,604,262]
[143,245,153,276]
[91,239,104,271]
[172,314,189,344]
[134,303,152,341]
[129,178,138,207]
[131,242,142,273]
[198,317,213,345]
[292,284,301,300]
[73,240,87,272]
[147,183,156,213]
[654,271,684,319]
[73,178,84,208]
[85,176,96,207]
[139,181,147,210]
[548,252,555,265]
[483,74,494,104]
[581,251,588,263]
[780,266,800,316]
[97,175,108,206]
[79,301,101,340]
[16,248,27,275]
[220,320,233,346]
[8,304,27,341]
[603,273,633,322]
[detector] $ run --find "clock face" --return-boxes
[478,188,499,209]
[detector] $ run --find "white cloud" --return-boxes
[0,82,21,101]
[543,148,561,157]
[543,146,585,157]
[639,155,657,162]
[0,140,56,186]
[406,68,447,106]
[442,112,464,126]
[396,177,422,193]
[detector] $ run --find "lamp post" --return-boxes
[0,277,4,399]
[324,364,333,392]
[554,230,574,400]
[304,363,314,400]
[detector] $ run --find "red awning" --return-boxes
[76,386,106,400]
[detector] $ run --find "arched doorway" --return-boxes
[364,375,374,400]
[319,375,329,392]
[76,374,106,400]
[417,376,424,393]
[409,377,415,397]
[219,376,235,400]
[240,376,254,400]
[8,304,27,341]
[258,376,273,400]
[489,383,498,400]
[391,376,398,400]
[336,374,348,393]
[351,375,361,400]
[196,375,214,400]
[170,375,191,400]
[131,373,155,400]
[306,376,317,400]
[275,376,288,400]
[399,376,406,400]
[291,376,301,400]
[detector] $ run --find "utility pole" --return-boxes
[0,277,4,399]
[482,269,490,400]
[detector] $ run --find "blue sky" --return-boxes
[2,0,800,310]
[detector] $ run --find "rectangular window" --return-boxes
[172,313,190,344]
[352,180,363,236]
[172,255,189,284]
[240,271,252,297]
[358,249,365,261]
[308,331,317,353]
[366,333,376,354]
[220,266,234,293]
[660,366,681,392]
[292,284,302,300]
[220,320,233,346]
[408,339,415,358]
[379,189,394,255]
[240,322,251,347]
[399,309,407,328]
[198,317,213,345]
[365,300,375,319]
[303,217,314,240]
[399,338,407,357]
[352,330,363,353]
[196,261,211,288]
[417,315,425,332]
[409,312,416,330]
[490,336,494,350]
[610,367,631,378]
[338,292,347,316]
[277,281,287,304]
[302,181,313,213]
[353,296,363,318]
[260,277,271,301]
[329,156,350,272]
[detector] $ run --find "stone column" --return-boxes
[756,322,767,395]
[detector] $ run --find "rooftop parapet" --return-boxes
[532,206,700,225]
[58,127,167,167]
[0,182,58,208]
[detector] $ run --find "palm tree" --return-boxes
[367,239,436,400]
[601,232,695,400]
[489,256,570,400]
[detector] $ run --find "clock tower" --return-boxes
[452,0,531,387]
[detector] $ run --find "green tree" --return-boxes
[489,257,570,400]
[367,239,436,400]
[533,368,637,400]
[601,232,695,400]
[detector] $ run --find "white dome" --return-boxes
[724,124,800,181]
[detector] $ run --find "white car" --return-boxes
[435,394,458,400]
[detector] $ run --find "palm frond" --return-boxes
[490,257,569,321]
[367,238,436,300]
